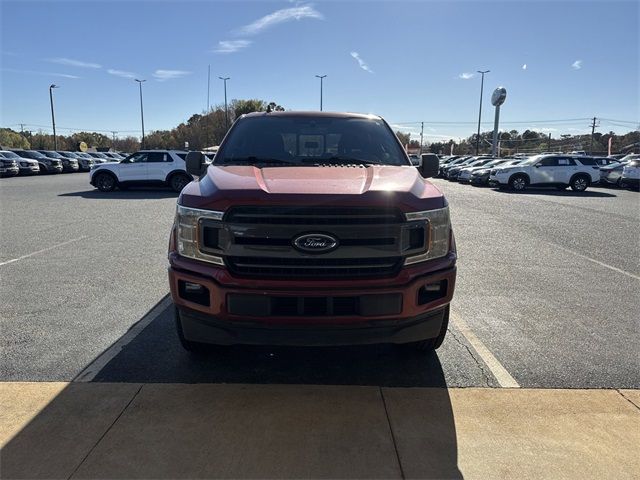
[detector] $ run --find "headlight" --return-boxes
[44,159,52,165]
[175,205,225,266]
[404,206,451,265]
[475,169,489,174]
[496,168,511,175]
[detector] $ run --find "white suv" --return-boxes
[90,150,191,192]
[488,154,600,192]
[621,158,639,190]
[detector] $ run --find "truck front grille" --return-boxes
[206,206,416,280]
[226,256,402,278]
[224,206,404,225]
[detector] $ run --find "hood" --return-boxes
[600,164,622,171]
[180,165,445,212]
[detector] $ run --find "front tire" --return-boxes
[509,174,528,191]
[570,175,589,192]
[404,306,450,353]
[93,172,117,192]
[174,306,210,354]
[170,173,191,193]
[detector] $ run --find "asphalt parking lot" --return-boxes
[1,172,638,389]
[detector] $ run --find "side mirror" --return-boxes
[419,153,439,178]
[185,151,205,176]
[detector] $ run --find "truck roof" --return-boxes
[241,111,381,120]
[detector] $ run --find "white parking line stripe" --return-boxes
[73,295,172,382]
[554,244,640,281]
[449,310,520,388]
[0,236,87,267]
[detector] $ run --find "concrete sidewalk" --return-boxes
[1,383,638,479]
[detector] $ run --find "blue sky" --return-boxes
[1,0,638,141]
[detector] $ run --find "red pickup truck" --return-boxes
[168,112,456,353]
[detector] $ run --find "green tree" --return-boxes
[0,128,30,149]
[395,131,410,146]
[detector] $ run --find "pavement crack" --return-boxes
[379,387,406,480]
[448,327,492,387]
[66,384,144,479]
[616,389,640,411]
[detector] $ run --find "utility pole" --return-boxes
[19,123,25,133]
[589,117,598,155]
[475,70,490,155]
[134,79,146,148]
[420,122,424,154]
[315,75,327,111]
[219,77,230,130]
[206,65,211,147]
[111,131,118,146]
[49,84,59,150]
[548,133,552,152]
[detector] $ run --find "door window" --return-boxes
[127,153,148,163]
[147,152,170,162]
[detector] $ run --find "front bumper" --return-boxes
[177,304,448,346]
[18,165,40,175]
[0,166,19,176]
[169,253,456,346]
[470,174,490,185]
[621,177,640,187]
[41,163,63,173]
[62,162,80,173]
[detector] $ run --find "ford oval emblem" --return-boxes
[293,233,338,253]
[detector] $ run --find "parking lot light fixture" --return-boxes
[49,84,59,150]
[219,77,230,130]
[476,70,490,155]
[315,75,327,111]
[135,79,146,149]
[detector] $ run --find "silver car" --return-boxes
[0,150,39,175]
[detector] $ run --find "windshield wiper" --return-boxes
[217,156,299,166]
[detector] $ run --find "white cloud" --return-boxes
[350,51,374,74]
[522,64,527,70]
[214,40,252,54]
[458,72,475,80]
[152,69,192,81]
[237,5,323,35]
[107,68,137,79]
[1,68,80,79]
[571,60,582,70]
[48,57,102,69]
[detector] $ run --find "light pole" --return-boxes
[219,76,230,129]
[134,79,146,148]
[49,84,59,150]
[315,74,327,111]
[475,70,490,155]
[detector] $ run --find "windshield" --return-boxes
[215,115,410,166]
[42,151,64,159]
[0,151,20,159]
[23,151,46,159]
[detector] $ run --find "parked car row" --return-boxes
[0,150,128,177]
[436,153,639,192]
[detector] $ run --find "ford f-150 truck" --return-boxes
[169,112,456,353]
